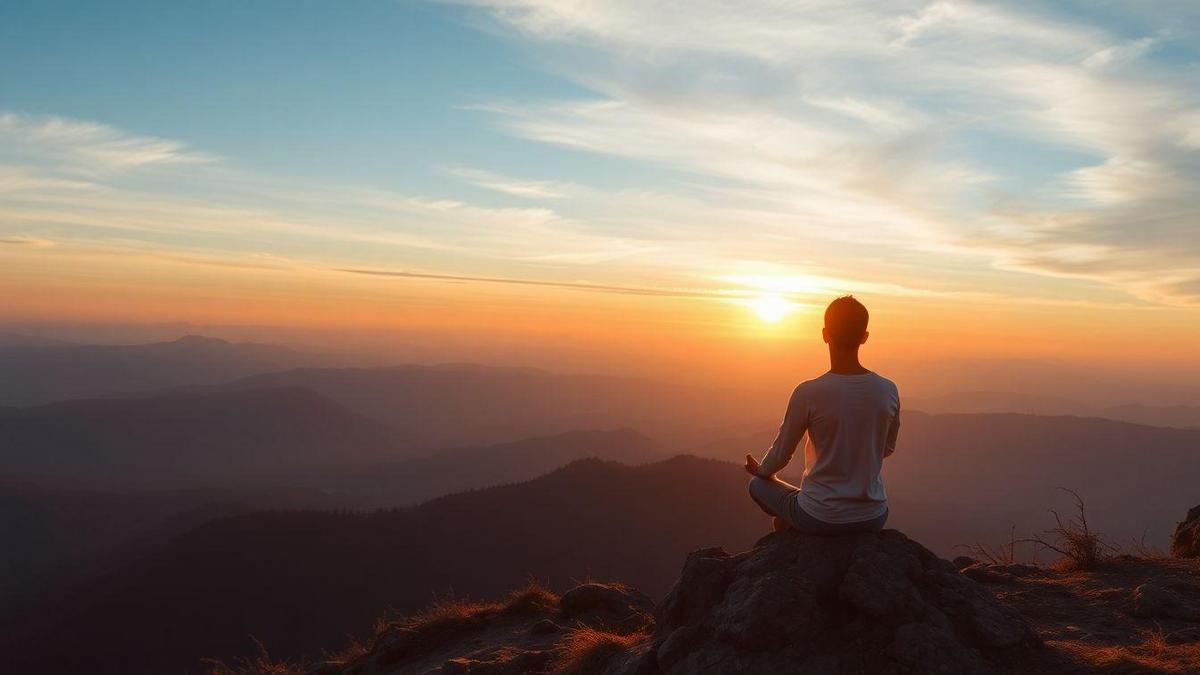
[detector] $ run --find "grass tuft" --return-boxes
[551,627,647,675]
[369,581,560,664]
[201,638,304,675]
[1020,488,1117,571]
[958,525,1024,565]
[1052,627,1200,674]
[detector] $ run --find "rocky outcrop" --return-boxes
[314,529,1049,674]
[316,583,653,675]
[613,529,1040,674]
[1172,505,1200,558]
[1132,582,1200,621]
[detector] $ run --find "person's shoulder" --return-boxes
[794,374,830,391]
[869,372,900,394]
[789,375,826,399]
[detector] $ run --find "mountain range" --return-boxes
[0,456,763,675]
[0,387,401,489]
[210,363,763,450]
[0,335,329,407]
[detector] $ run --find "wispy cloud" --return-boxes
[0,112,213,174]
[444,166,575,199]
[0,234,55,247]
[337,267,722,298]
[450,0,1200,306]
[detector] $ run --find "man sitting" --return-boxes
[746,295,901,534]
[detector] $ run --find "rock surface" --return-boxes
[614,529,1039,674]
[312,528,1200,674]
[1172,504,1200,558]
[1131,582,1200,621]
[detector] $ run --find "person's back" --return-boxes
[789,371,899,523]
[745,296,901,534]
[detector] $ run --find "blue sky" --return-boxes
[0,1,672,196]
[2,0,1199,323]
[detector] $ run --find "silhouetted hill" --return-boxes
[215,364,765,449]
[697,412,1200,554]
[0,484,221,598]
[0,482,377,620]
[0,387,403,489]
[328,428,665,507]
[0,456,763,674]
[8,414,1199,673]
[0,331,74,348]
[0,335,328,407]
[907,390,1200,429]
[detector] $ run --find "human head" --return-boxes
[822,295,869,349]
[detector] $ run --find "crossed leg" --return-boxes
[748,475,803,531]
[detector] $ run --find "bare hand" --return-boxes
[744,454,761,476]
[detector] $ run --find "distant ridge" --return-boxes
[0,387,403,489]
[214,363,745,449]
[327,427,664,507]
[0,335,329,407]
[0,331,75,348]
[907,389,1200,429]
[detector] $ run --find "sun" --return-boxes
[750,294,791,323]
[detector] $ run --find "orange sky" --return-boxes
[6,240,1197,398]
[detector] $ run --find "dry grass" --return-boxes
[201,638,304,675]
[958,525,1024,565]
[206,583,560,673]
[551,627,647,675]
[378,581,558,636]
[1051,627,1200,674]
[1021,489,1118,571]
[369,581,559,664]
[1131,530,1170,559]
[322,635,368,666]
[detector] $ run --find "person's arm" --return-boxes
[755,386,809,477]
[883,400,901,458]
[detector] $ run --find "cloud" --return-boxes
[445,166,575,199]
[337,267,722,298]
[0,111,212,175]
[0,113,672,279]
[451,0,1200,306]
[0,234,55,247]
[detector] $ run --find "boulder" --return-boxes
[1171,505,1200,558]
[620,529,1040,674]
[561,582,653,618]
[561,582,654,633]
[1131,583,1199,621]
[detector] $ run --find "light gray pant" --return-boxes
[748,476,887,535]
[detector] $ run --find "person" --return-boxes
[745,295,900,535]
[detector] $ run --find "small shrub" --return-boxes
[1022,489,1117,570]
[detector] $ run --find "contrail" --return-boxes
[335,267,732,299]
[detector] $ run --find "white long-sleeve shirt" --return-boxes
[758,371,901,524]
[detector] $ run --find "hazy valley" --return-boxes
[1,332,1198,673]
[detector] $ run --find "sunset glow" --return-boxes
[1,1,1197,379]
[750,295,793,323]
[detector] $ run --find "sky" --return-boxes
[2,1,1199,381]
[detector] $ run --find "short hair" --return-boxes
[824,295,868,347]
